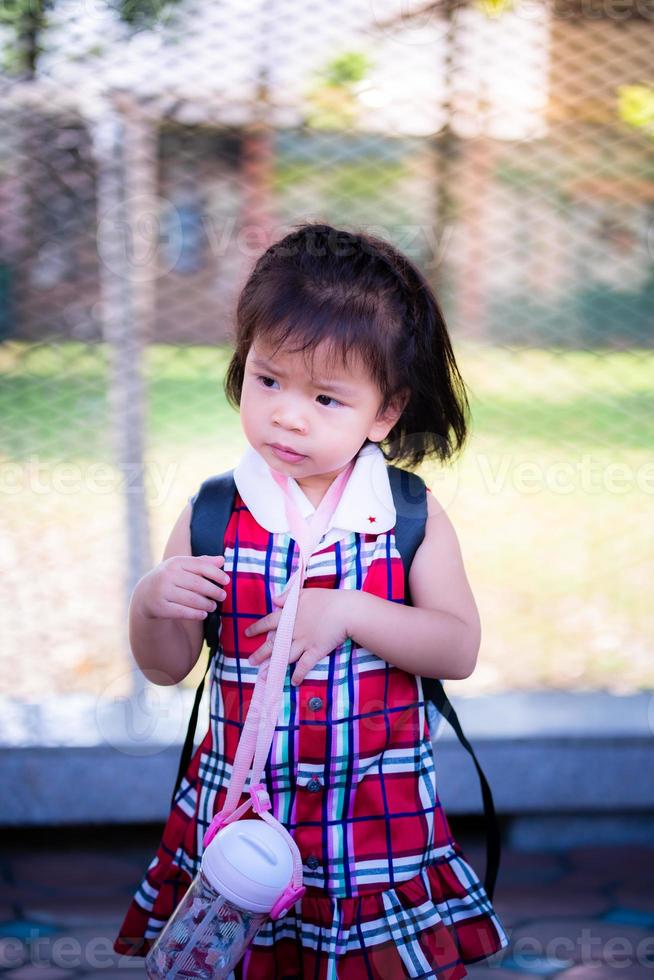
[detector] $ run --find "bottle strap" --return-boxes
[203,459,355,896]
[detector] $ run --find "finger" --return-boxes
[177,570,226,604]
[244,610,280,637]
[248,630,276,665]
[287,639,304,664]
[169,585,220,615]
[182,556,231,586]
[248,637,272,665]
[291,647,320,686]
[249,631,307,668]
[161,598,213,621]
[290,654,308,686]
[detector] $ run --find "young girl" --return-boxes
[114,222,510,978]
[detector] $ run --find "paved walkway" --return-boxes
[0,827,652,978]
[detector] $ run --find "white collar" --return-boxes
[233,441,396,547]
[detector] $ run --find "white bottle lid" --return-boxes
[201,819,294,914]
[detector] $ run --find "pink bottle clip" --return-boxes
[270,883,307,921]
[250,782,272,815]
[203,810,231,849]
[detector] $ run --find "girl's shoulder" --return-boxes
[407,487,481,668]
[412,487,456,562]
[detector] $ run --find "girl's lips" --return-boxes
[269,444,307,463]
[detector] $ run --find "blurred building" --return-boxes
[0,0,652,346]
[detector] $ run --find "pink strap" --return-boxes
[203,458,355,902]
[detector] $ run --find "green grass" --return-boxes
[0,341,236,460]
[2,340,653,457]
[2,338,653,698]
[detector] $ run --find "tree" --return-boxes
[0,0,181,77]
[618,84,654,141]
[305,51,375,130]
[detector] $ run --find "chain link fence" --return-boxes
[1,0,653,702]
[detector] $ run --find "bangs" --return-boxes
[243,268,398,396]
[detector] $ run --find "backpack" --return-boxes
[172,465,501,902]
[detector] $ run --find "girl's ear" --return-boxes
[385,387,411,422]
[396,387,411,415]
[369,388,410,442]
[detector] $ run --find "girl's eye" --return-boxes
[256,375,343,408]
[316,394,342,408]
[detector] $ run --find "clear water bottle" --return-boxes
[145,818,298,980]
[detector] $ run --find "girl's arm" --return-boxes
[345,490,481,681]
[128,502,205,686]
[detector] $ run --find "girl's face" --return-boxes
[240,337,406,504]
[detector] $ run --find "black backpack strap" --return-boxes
[422,676,501,903]
[387,465,428,587]
[170,471,237,808]
[388,465,501,903]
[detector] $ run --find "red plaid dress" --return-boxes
[114,442,509,978]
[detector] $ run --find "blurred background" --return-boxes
[1,0,653,707]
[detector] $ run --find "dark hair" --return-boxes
[224,221,470,470]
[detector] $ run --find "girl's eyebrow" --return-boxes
[250,355,357,395]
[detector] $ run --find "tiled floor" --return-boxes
[0,826,652,978]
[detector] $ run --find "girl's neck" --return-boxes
[295,460,356,510]
[296,479,340,511]
[297,486,326,509]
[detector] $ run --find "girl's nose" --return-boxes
[273,412,307,433]
[273,400,308,433]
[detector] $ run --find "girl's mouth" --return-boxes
[269,444,307,463]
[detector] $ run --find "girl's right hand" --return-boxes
[141,555,230,621]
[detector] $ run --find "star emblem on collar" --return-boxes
[367,515,376,524]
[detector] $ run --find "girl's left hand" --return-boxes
[244,588,353,686]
